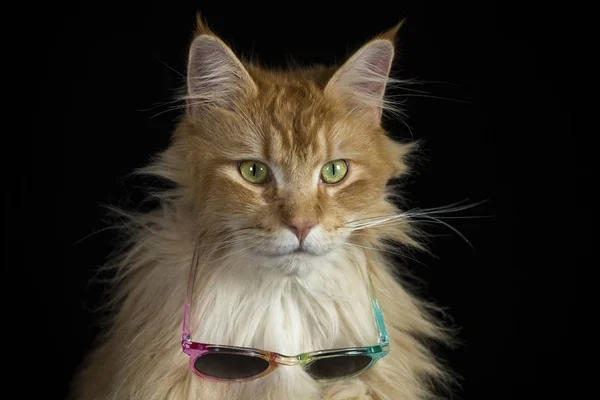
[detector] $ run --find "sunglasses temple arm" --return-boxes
[182,245,200,344]
[367,275,389,347]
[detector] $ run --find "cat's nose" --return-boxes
[288,218,318,244]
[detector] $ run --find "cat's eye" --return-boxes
[320,160,348,184]
[239,161,269,184]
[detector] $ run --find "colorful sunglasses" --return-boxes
[181,247,390,382]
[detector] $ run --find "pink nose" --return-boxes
[288,218,317,244]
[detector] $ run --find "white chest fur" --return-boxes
[191,247,379,357]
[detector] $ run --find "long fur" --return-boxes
[71,16,454,400]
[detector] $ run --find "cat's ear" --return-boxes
[324,21,404,124]
[186,15,256,113]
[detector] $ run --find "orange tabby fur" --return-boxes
[71,15,452,400]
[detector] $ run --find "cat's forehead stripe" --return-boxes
[259,85,328,166]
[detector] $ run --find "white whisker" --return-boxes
[387,93,470,105]
[209,244,256,264]
[340,243,426,267]
[410,215,473,249]
[342,199,487,248]
[405,199,488,216]
[72,225,119,246]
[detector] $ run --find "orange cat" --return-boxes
[71,15,453,400]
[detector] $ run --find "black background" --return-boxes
[13,1,581,399]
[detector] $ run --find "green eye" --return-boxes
[239,161,269,184]
[320,160,348,184]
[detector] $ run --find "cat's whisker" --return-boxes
[346,214,410,230]
[348,214,466,238]
[195,232,240,257]
[408,199,472,211]
[208,237,251,254]
[346,199,488,230]
[136,100,181,113]
[208,244,256,264]
[347,220,412,233]
[346,214,406,226]
[340,242,402,258]
[152,54,186,78]
[204,230,266,262]
[349,217,407,228]
[72,225,120,246]
[342,199,486,247]
[399,119,414,139]
[150,104,188,119]
[387,93,470,105]
[406,198,488,214]
[410,215,494,220]
[340,242,427,267]
[411,215,473,249]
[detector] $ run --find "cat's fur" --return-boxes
[72,16,452,400]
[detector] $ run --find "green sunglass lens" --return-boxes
[194,353,270,380]
[304,355,372,380]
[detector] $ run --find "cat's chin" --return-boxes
[249,251,325,277]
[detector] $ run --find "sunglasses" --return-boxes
[181,248,390,382]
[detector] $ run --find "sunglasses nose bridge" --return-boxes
[273,354,303,366]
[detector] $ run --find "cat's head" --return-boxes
[166,16,416,276]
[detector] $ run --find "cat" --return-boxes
[71,14,453,400]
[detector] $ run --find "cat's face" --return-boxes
[175,23,410,275]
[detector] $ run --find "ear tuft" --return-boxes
[194,11,215,37]
[376,18,407,44]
